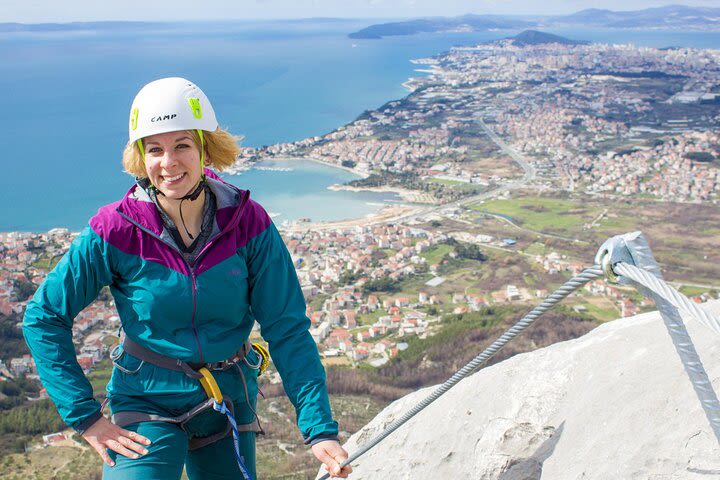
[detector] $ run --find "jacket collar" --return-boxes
[116,169,249,236]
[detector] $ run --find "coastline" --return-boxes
[327,184,437,204]
[229,154,435,227]
[270,155,371,178]
[281,203,425,232]
[243,156,438,205]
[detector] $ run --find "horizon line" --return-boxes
[5,4,719,26]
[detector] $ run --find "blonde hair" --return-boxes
[122,128,242,178]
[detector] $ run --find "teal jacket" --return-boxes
[23,175,337,441]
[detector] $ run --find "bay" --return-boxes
[224,159,400,225]
[1,20,718,231]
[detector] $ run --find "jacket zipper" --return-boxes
[186,190,250,362]
[190,272,201,362]
[116,211,205,361]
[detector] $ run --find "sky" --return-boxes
[3,0,719,23]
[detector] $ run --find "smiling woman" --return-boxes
[22,77,352,480]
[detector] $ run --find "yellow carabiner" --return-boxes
[198,367,223,403]
[252,343,270,376]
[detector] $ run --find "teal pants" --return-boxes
[104,349,261,479]
[102,418,256,480]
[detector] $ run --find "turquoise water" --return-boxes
[224,159,400,225]
[1,21,719,231]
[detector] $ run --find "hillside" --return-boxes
[341,301,720,478]
[553,5,720,29]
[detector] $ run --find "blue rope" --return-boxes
[213,401,253,480]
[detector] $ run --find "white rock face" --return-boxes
[339,301,720,479]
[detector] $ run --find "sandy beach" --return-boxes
[327,184,438,204]
[281,203,426,232]
[272,155,371,178]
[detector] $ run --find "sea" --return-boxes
[1,19,719,232]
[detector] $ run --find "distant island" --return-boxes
[506,30,589,47]
[348,5,720,39]
[348,15,531,40]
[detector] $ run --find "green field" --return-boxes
[396,273,436,299]
[428,178,480,191]
[356,308,388,326]
[568,300,621,323]
[679,285,716,297]
[31,252,63,271]
[523,242,547,256]
[421,244,453,264]
[470,197,602,233]
[429,178,466,186]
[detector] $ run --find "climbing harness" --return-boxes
[110,336,270,479]
[318,232,720,479]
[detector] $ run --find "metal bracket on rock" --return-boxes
[595,231,662,284]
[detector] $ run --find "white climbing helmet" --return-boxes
[128,77,218,143]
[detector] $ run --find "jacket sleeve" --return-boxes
[245,220,338,443]
[23,226,114,432]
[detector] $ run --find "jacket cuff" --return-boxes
[74,410,103,434]
[305,434,340,446]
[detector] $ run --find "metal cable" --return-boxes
[613,263,720,335]
[318,266,604,479]
[613,262,720,443]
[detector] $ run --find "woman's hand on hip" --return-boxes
[81,416,152,466]
[312,439,352,478]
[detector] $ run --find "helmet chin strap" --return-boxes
[176,180,205,240]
